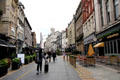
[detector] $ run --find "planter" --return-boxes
[12,58,20,70]
[12,62,20,70]
[0,66,8,77]
[25,58,29,64]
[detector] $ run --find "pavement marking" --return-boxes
[16,68,35,80]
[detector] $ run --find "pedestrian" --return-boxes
[63,51,66,61]
[44,53,49,73]
[48,51,52,62]
[52,52,56,62]
[36,48,43,75]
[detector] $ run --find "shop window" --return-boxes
[110,41,113,53]
[118,39,120,54]
[107,41,110,54]
[105,42,107,54]
[114,40,117,53]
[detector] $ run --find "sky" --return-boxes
[20,0,81,43]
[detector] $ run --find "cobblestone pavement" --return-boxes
[75,63,120,80]
[0,56,81,80]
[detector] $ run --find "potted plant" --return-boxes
[33,53,36,61]
[25,56,30,64]
[12,58,20,70]
[0,59,9,77]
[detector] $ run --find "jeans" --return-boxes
[37,62,42,72]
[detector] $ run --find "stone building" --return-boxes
[0,0,18,45]
[32,32,37,48]
[94,0,120,56]
[61,30,68,52]
[24,17,32,47]
[44,28,61,52]
[67,18,76,49]
[75,1,84,53]
[0,0,18,59]
[82,0,96,54]
[17,2,25,53]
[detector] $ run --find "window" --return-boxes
[106,0,110,23]
[99,0,104,26]
[114,0,119,19]
[118,39,120,54]
[110,41,113,53]
[11,27,15,36]
[105,39,120,55]
[114,40,117,53]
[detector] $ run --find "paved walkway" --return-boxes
[0,56,81,80]
[75,63,120,80]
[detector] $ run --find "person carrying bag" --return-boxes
[35,48,43,75]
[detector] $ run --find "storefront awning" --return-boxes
[0,39,8,47]
[94,42,104,48]
[0,39,16,48]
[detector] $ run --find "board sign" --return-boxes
[17,54,25,64]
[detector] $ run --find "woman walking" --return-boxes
[36,48,43,75]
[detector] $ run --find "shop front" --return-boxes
[0,34,16,60]
[76,34,84,54]
[96,23,120,56]
[84,33,96,55]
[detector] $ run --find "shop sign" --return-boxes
[84,34,96,45]
[107,33,119,39]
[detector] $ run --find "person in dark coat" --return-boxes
[52,52,56,62]
[36,48,43,75]
[48,51,52,62]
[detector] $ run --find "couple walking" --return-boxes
[35,48,49,75]
[47,51,56,63]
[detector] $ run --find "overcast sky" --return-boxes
[20,0,80,43]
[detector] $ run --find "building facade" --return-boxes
[0,0,18,45]
[75,1,84,53]
[17,2,25,53]
[32,32,36,48]
[82,0,96,54]
[67,18,76,49]
[61,30,68,52]
[24,17,32,47]
[44,28,61,52]
[94,0,120,56]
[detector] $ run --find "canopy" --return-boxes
[94,42,104,48]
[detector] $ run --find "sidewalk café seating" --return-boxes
[78,56,86,65]
[117,57,120,66]
[84,56,96,67]
[109,56,118,65]
[69,55,77,68]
